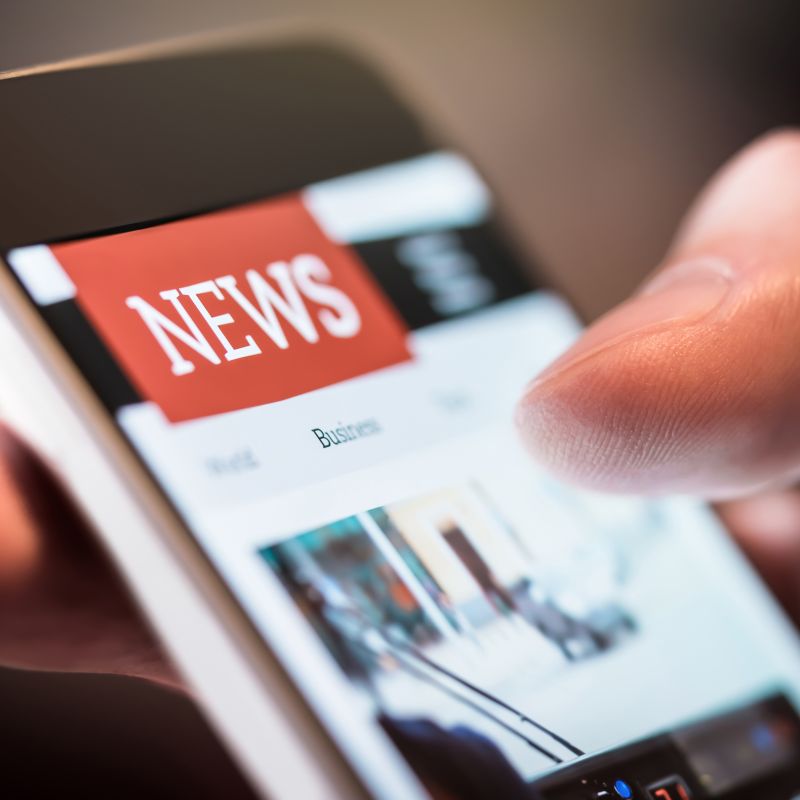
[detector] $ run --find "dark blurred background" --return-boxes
[1,1,799,796]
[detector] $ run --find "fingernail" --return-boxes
[527,257,733,392]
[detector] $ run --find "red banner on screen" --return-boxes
[52,195,411,423]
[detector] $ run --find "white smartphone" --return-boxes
[2,34,800,800]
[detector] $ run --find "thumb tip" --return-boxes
[515,319,740,496]
[516,127,800,497]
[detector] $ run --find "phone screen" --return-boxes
[6,150,800,799]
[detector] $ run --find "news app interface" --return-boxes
[8,153,800,800]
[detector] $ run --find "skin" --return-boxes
[2,129,800,695]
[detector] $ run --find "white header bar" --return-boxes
[302,151,491,244]
[6,244,76,305]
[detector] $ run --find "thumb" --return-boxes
[517,129,800,497]
[0,424,179,688]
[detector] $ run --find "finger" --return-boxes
[517,129,800,497]
[717,491,800,624]
[0,424,180,689]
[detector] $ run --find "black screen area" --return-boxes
[0,40,428,249]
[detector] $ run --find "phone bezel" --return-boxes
[0,31,430,249]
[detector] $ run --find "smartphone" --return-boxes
[2,34,800,800]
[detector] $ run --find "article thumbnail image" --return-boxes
[258,484,636,687]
